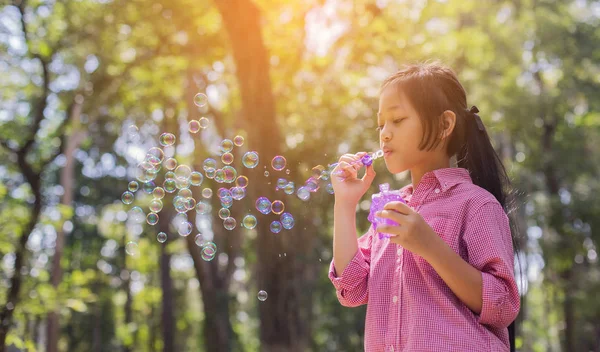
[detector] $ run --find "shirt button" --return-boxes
[392,296,398,303]
[434,188,440,193]
[397,248,402,256]
[390,347,395,352]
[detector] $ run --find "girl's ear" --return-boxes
[440,110,456,139]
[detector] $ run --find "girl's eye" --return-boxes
[375,126,383,132]
[393,118,405,124]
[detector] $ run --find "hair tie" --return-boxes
[467,106,485,132]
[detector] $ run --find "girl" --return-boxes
[329,61,521,352]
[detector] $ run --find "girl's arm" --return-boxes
[333,200,359,275]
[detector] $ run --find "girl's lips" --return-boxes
[384,150,393,157]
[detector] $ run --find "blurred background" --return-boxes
[1,0,600,351]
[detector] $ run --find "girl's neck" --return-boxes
[410,157,452,191]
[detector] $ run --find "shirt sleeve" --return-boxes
[328,225,373,307]
[463,201,520,329]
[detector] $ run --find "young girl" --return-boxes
[329,61,520,352]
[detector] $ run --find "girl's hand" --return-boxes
[375,201,440,258]
[331,152,376,205]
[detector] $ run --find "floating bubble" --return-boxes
[194,93,208,107]
[270,221,282,234]
[147,147,164,165]
[242,151,260,169]
[255,197,271,215]
[276,178,288,190]
[223,217,236,230]
[220,139,234,153]
[305,178,319,193]
[231,187,246,200]
[153,187,165,199]
[159,133,176,147]
[326,183,334,194]
[175,165,192,181]
[297,187,310,201]
[221,198,233,209]
[125,242,138,256]
[264,171,270,177]
[311,165,325,179]
[128,181,139,192]
[214,169,226,183]
[242,215,257,229]
[201,242,217,261]
[150,199,163,213]
[202,188,213,198]
[190,171,204,186]
[199,117,209,129]
[233,135,244,147]
[185,197,196,211]
[128,206,145,223]
[221,152,234,165]
[178,188,192,198]
[283,182,295,195]
[258,290,268,301]
[194,234,204,246]
[218,208,231,220]
[218,188,232,199]
[143,181,156,194]
[164,158,178,170]
[271,200,285,215]
[146,212,159,225]
[165,171,175,180]
[196,201,211,215]
[203,158,217,171]
[271,156,286,171]
[163,179,177,193]
[235,176,249,188]
[127,125,139,136]
[178,221,193,236]
[174,196,188,213]
[176,177,191,190]
[188,120,201,133]
[122,191,134,204]
[205,168,216,179]
[281,212,295,229]
[223,166,237,183]
[157,232,167,243]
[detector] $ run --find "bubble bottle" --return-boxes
[368,183,406,240]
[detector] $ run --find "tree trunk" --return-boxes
[159,238,175,352]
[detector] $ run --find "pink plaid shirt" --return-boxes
[329,167,520,351]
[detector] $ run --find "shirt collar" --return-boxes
[401,167,472,196]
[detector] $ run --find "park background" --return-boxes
[1,0,600,351]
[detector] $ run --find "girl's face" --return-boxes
[377,85,442,174]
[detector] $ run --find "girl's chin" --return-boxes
[384,162,405,174]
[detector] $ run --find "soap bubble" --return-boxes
[146,212,159,225]
[271,200,285,215]
[150,199,163,213]
[199,117,209,129]
[235,176,249,188]
[185,197,196,211]
[242,215,257,229]
[231,187,246,200]
[221,152,234,165]
[153,187,165,199]
[270,221,282,234]
[178,188,193,199]
[202,188,213,198]
[195,202,211,215]
[258,290,268,301]
[242,151,259,169]
[203,158,217,171]
[175,165,192,181]
[159,133,176,146]
[174,196,188,213]
[220,198,233,209]
[175,177,191,190]
[194,234,204,246]
[297,187,310,201]
[147,147,164,164]
[218,187,232,199]
[188,120,201,133]
[143,181,156,194]
[163,179,177,193]
[128,206,145,223]
[125,242,139,256]
[178,221,193,236]
[223,166,237,183]
[205,168,216,179]
[276,178,288,190]
[281,212,295,229]
[271,156,286,171]
[127,125,139,136]
[193,93,208,107]
[165,171,175,180]
[218,208,231,220]
[312,165,325,179]
[305,178,319,193]
[285,169,290,175]
[201,242,217,261]
[157,232,167,243]
[190,171,204,186]
[122,191,134,204]
[264,171,270,177]
[283,182,295,195]
[223,217,237,230]
[128,181,139,192]
[233,135,244,146]
[220,139,234,153]
[255,197,271,215]
[326,183,334,194]
[214,169,226,183]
